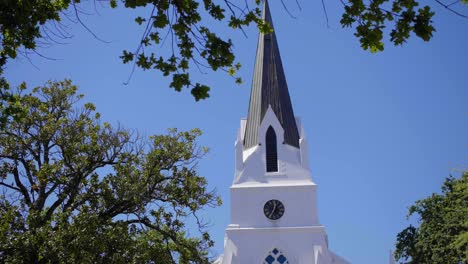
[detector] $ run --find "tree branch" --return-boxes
[71,0,110,43]
[12,165,32,206]
[434,0,468,19]
[0,181,21,192]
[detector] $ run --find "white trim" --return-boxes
[230,182,316,189]
[226,225,326,232]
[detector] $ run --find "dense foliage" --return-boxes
[394,172,468,264]
[0,79,220,263]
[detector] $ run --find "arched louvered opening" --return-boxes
[266,126,278,172]
[263,248,289,264]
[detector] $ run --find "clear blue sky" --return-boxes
[5,1,468,263]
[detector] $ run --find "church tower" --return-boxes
[216,1,350,263]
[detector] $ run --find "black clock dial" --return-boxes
[263,199,285,220]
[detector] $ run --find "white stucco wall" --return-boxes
[222,226,329,264]
[218,109,350,264]
[230,184,319,228]
[234,107,313,185]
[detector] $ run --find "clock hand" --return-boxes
[270,203,277,218]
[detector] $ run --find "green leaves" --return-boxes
[0,0,262,102]
[191,83,210,101]
[0,78,27,129]
[0,0,451,105]
[0,80,219,263]
[119,1,254,101]
[170,73,191,92]
[0,0,70,66]
[413,6,435,41]
[135,16,146,25]
[341,0,435,52]
[110,0,117,8]
[394,172,468,263]
[152,11,169,28]
[120,50,134,63]
[203,30,234,70]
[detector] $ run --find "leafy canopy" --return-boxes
[394,172,468,264]
[0,0,466,127]
[0,79,220,263]
[1,0,461,101]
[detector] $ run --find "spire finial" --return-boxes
[263,0,271,20]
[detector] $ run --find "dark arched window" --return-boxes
[266,126,278,172]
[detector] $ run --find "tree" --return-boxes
[0,0,466,129]
[1,0,467,102]
[0,79,220,263]
[394,172,468,264]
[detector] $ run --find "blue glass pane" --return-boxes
[277,254,287,264]
[265,255,275,264]
[272,248,279,255]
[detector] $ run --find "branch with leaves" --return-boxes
[0,0,467,106]
[118,0,269,101]
[0,79,220,263]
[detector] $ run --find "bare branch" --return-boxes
[295,0,303,11]
[71,1,110,43]
[123,6,156,85]
[321,0,330,28]
[280,0,297,19]
[434,0,468,19]
[0,182,21,192]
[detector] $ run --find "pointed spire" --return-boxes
[243,0,300,149]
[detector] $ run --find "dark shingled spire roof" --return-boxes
[243,0,300,149]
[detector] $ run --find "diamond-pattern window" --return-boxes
[265,255,275,264]
[277,255,287,264]
[263,248,289,264]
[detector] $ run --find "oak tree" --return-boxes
[0,79,220,263]
[394,172,468,263]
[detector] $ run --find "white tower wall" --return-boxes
[218,110,349,264]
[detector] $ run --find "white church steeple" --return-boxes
[216,1,350,263]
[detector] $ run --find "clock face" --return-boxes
[263,199,285,220]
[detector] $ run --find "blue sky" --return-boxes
[5,1,468,263]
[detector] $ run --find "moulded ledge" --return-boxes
[225,225,326,233]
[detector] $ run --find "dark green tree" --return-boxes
[394,172,468,264]
[0,79,220,263]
